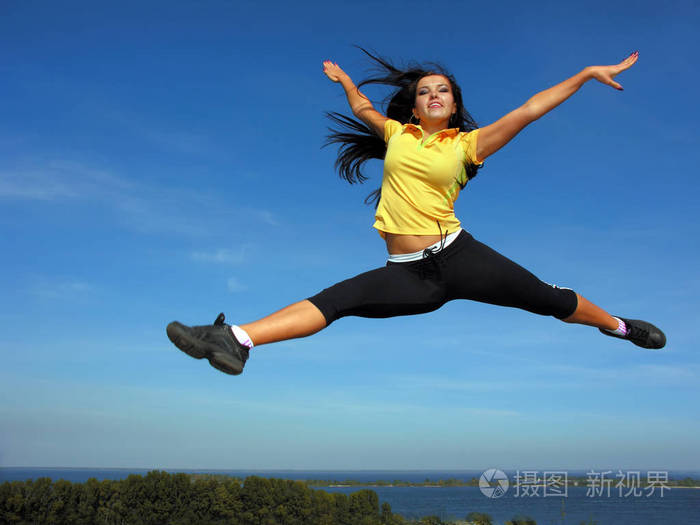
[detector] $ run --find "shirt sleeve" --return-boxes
[384,119,403,144]
[459,129,483,166]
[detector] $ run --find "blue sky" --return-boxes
[1,0,699,471]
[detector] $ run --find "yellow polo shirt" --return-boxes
[373,119,482,238]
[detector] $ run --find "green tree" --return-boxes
[75,477,100,524]
[0,472,416,525]
[505,516,537,525]
[418,516,447,525]
[678,477,698,487]
[189,477,218,522]
[309,488,335,525]
[25,477,52,524]
[332,492,351,525]
[276,479,312,525]
[96,479,126,525]
[465,511,493,525]
[349,488,380,523]
[47,479,77,524]
[121,473,148,524]
[380,501,393,524]
[240,476,276,525]
[0,481,26,524]
[212,477,242,523]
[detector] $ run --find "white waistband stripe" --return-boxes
[388,228,463,263]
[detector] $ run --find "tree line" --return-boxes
[1,471,498,525]
[1,471,396,525]
[1,470,603,524]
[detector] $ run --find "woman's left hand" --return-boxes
[587,51,639,90]
[323,60,348,83]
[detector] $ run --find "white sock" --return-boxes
[230,325,254,349]
[605,317,628,337]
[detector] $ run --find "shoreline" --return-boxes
[318,483,700,489]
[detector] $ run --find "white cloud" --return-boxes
[0,160,247,237]
[630,363,698,382]
[221,207,279,227]
[258,210,279,226]
[387,361,700,395]
[389,373,544,393]
[28,279,94,300]
[531,362,699,388]
[0,170,78,200]
[0,160,135,201]
[100,108,215,156]
[227,277,247,292]
[191,248,247,264]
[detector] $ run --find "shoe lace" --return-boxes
[189,313,227,343]
[627,323,649,343]
[213,312,249,361]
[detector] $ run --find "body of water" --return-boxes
[2,468,699,525]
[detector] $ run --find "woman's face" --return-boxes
[413,75,457,126]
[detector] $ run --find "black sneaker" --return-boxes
[599,317,666,349]
[166,313,249,375]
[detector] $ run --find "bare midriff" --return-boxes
[384,232,443,255]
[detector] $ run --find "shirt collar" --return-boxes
[403,123,460,140]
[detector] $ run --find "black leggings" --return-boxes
[308,230,578,325]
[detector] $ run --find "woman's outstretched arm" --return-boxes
[475,51,639,162]
[323,60,388,137]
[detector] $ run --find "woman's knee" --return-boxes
[307,264,446,324]
[551,287,579,320]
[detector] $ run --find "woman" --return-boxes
[166,50,665,376]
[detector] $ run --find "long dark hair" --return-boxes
[324,48,482,205]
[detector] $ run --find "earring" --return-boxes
[409,114,418,125]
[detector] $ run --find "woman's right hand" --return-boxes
[322,59,387,138]
[323,60,348,83]
[587,51,639,90]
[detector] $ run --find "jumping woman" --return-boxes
[167,50,665,375]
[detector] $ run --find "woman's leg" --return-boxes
[238,289,618,346]
[239,259,447,347]
[444,232,580,320]
[167,261,447,372]
[561,293,618,329]
[167,300,328,375]
[240,300,327,346]
[443,232,665,347]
